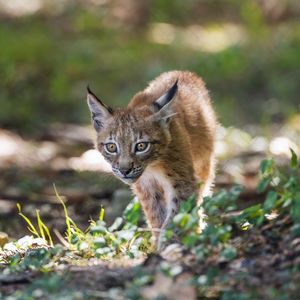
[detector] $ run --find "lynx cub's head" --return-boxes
[86,81,178,184]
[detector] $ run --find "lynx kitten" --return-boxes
[87,71,217,248]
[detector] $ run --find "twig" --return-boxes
[53,229,70,248]
[137,228,164,233]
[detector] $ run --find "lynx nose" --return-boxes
[119,167,132,176]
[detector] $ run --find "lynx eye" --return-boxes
[135,142,150,153]
[105,143,117,154]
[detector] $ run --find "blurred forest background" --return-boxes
[0,0,299,133]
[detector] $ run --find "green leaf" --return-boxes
[90,225,107,235]
[263,190,278,212]
[173,213,190,228]
[242,204,262,215]
[283,199,292,208]
[164,229,173,240]
[182,232,199,247]
[260,159,273,175]
[257,178,270,193]
[240,204,264,224]
[95,247,112,257]
[117,229,135,241]
[291,192,300,222]
[180,194,197,213]
[229,185,243,200]
[123,198,141,225]
[291,224,300,236]
[221,246,237,261]
[108,217,123,232]
[290,148,298,169]
[255,214,265,226]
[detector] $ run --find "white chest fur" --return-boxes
[137,166,176,208]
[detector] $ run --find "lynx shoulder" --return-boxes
[86,70,217,248]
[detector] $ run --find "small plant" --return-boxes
[7,187,149,275]
[151,150,300,299]
[165,186,242,262]
[53,187,151,259]
[165,149,300,261]
[7,245,64,273]
[16,203,53,247]
[69,197,151,259]
[237,148,300,226]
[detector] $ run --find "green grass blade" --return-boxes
[99,206,105,222]
[36,209,46,241]
[36,209,54,247]
[17,203,39,237]
[53,184,72,243]
[41,221,54,247]
[69,217,84,236]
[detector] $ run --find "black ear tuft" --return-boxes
[87,85,92,94]
[86,85,100,102]
[154,79,178,111]
[166,79,178,103]
[86,86,114,132]
[86,85,113,114]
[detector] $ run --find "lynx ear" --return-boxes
[86,86,113,132]
[152,79,178,125]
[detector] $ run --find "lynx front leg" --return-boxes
[157,197,180,251]
[138,190,167,243]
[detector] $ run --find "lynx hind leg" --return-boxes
[195,157,216,231]
[195,156,216,203]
